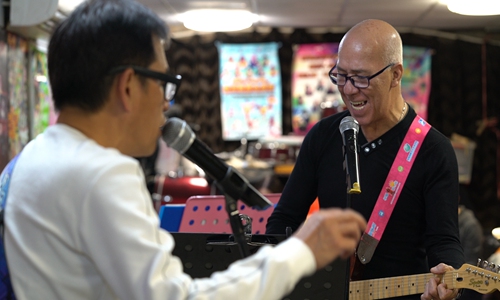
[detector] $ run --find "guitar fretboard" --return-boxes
[349,272,455,300]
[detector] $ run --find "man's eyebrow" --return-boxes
[336,66,369,75]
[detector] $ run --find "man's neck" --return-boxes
[57,107,122,150]
[360,98,407,142]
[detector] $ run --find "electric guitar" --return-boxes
[349,263,500,299]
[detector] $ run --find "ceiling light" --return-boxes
[445,0,500,16]
[181,9,257,32]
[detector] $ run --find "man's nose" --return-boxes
[342,79,359,95]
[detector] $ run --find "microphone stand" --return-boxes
[343,192,352,300]
[224,194,251,258]
[215,166,252,258]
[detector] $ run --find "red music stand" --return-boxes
[178,194,280,234]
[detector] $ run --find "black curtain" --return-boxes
[166,29,500,231]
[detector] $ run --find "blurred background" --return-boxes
[1,0,499,261]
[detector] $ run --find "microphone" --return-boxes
[161,117,272,209]
[339,116,361,194]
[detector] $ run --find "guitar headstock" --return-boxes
[455,259,500,294]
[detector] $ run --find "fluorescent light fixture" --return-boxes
[181,9,257,32]
[445,0,500,16]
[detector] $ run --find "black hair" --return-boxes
[48,0,168,112]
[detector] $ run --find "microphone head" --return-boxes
[162,117,195,154]
[339,116,359,133]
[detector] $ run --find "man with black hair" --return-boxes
[2,0,366,299]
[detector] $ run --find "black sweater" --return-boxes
[267,107,464,294]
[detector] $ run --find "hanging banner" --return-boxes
[401,45,432,121]
[291,43,432,134]
[7,33,29,159]
[0,32,8,170]
[218,42,282,141]
[291,43,341,135]
[32,49,56,137]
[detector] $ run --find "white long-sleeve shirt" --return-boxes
[5,124,315,300]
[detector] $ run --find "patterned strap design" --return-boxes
[356,116,431,265]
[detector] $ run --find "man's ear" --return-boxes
[391,63,403,87]
[114,68,135,112]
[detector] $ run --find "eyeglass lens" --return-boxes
[165,82,177,101]
[335,76,368,88]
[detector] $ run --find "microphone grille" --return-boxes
[339,116,359,133]
[162,117,195,153]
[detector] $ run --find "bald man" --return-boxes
[267,19,464,300]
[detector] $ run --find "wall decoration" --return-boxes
[32,49,55,137]
[291,43,340,135]
[401,46,432,120]
[218,42,282,141]
[7,33,29,159]
[0,32,9,170]
[290,44,432,134]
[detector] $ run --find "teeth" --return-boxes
[350,101,366,110]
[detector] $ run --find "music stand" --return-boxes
[179,194,281,234]
[170,233,348,300]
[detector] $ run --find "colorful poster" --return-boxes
[291,43,341,135]
[7,33,29,159]
[32,49,55,137]
[291,43,432,134]
[402,46,432,120]
[0,32,9,170]
[218,42,282,141]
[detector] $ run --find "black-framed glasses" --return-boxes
[108,65,182,101]
[329,63,394,89]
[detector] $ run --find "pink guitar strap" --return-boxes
[356,115,431,264]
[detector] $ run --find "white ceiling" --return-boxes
[138,0,500,40]
[8,0,500,43]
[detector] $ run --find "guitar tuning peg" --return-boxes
[490,263,496,271]
[483,260,489,269]
[477,258,482,267]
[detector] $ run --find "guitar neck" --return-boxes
[348,263,500,299]
[349,272,452,300]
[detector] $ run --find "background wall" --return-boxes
[166,28,500,231]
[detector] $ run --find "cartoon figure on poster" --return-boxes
[291,43,344,135]
[218,42,282,141]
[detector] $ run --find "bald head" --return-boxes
[339,19,402,67]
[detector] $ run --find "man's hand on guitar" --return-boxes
[421,263,460,300]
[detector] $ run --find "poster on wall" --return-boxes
[401,45,432,120]
[291,43,341,135]
[218,42,282,141]
[32,49,56,137]
[0,31,9,170]
[291,43,432,134]
[7,33,29,160]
